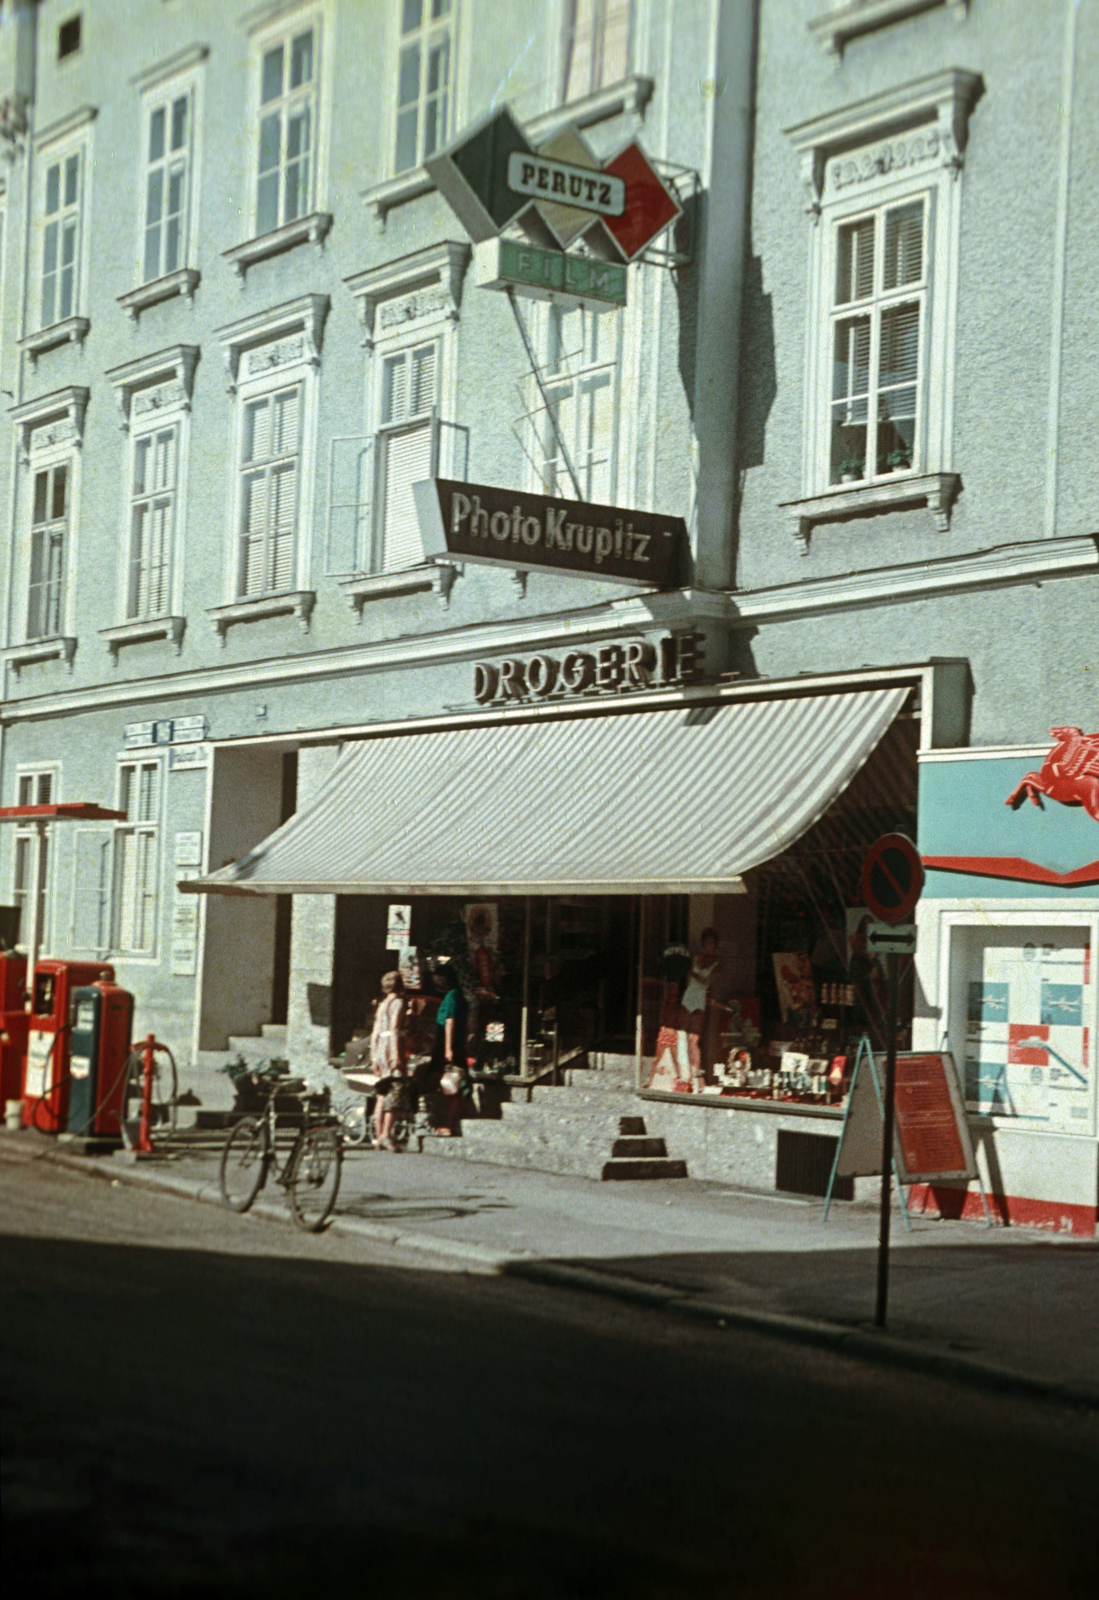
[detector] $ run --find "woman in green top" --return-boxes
[432,962,469,1135]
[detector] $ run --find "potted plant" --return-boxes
[837,458,863,483]
[885,446,911,472]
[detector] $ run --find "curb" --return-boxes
[502,1259,1099,1414]
[0,1137,511,1271]
[5,1135,1097,1412]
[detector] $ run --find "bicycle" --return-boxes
[219,1062,342,1232]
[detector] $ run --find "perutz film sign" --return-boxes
[412,478,688,589]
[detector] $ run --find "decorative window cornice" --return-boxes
[344,241,471,351]
[100,617,186,662]
[222,210,333,282]
[34,105,97,150]
[1,637,78,675]
[780,471,963,553]
[117,267,201,323]
[808,1,969,62]
[528,73,655,144]
[10,385,90,462]
[207,591,316,644]
[361,75,655,227]
[19,316,90,363]
[105,345,200,431]
[339,564,459,616]
[214,293,330,392]
[784,67,983,218]
[130,43,209,93]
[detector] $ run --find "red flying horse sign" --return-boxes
[1005,727,1099,824]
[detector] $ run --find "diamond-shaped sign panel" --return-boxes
[425,107,534,242]
[600,143,681,262]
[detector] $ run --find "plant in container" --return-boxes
[885,446,911,472]
[837,458,863,484]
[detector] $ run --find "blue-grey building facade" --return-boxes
[1,1,1096,1221]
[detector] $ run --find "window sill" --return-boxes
[362,75,656,227]
[780,471,962,553]
[223,213,333,281]
[19,317,90,363]
[207,590,315,644]
[117,269,200,322]
[339,563,459,617]
[809,1,968,61]
[100,616,186,662]
[1,637,77,675]
[362,167,434,226]
[528,73,656,143]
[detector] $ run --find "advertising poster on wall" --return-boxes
[964,934,1093,1133]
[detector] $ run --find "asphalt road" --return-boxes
[2,1150,1097,1599]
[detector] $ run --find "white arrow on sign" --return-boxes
[866,921,917,954]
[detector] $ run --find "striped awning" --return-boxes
[183,686,909,897]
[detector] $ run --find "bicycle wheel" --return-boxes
[219,1116,268,1212]
[288,1126,342,1232]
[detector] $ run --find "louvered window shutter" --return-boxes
[382,353,408,426]
[245,396,272,463]
[274,385,301,456]
[241,472,268,595]
[410,343,436,416]
[382,422,433,571]
[268,463,297,590]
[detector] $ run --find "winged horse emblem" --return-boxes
[1005,727,1099,824]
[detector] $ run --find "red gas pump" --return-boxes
[67,981,135,1138]
[0,950,29,1109]
[23,959,115,1131]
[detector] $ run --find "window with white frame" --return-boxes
[238,383,301,596]
[255,16,318,234]
[128,426,178,618]
[114,760,160,956]
[395,0,453,174]
[375,340,437,570]
[28,462,69,639]
[562,0,631,102]
[12,771,55,951]
[532,304,618,502]
[787,73,981,512]
[828,195,925,485]
[142,87,193,283]
[40,149,82,327]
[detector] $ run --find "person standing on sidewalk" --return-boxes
[370,972,409,1150]
[431,962,469,1136]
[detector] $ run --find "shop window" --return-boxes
[114,761,160,956]
[238,383,302,597]
[254,14,319,234]
[11,770,57,953]
[375,339,438,570]
[562,0,632,102]
[128,426,178,619]
[395,0,453,174]
[531,304,619,502]
[28,463,69,639]
[954,925,1094,1136]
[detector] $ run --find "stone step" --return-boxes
[226,1035,286,1064]
[618,1116,646,1135]
[610,1136,666,1158]
[261,1024,288,1041]
[601,1158,688,1181]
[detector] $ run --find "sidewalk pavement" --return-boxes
[5,1128,1098,1409]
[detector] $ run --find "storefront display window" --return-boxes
[953,925,1095,1136]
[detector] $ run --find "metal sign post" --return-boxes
[875,951,900,1328]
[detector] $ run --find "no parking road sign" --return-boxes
[860,833,924,924]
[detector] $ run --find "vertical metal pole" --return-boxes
[875,953,900,1328]
[29,819,48,983]
[519,896,531,1079]
[634,895,647,1090]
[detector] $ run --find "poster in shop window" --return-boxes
[964,934,1093,1134]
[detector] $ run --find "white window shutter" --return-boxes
[382,421,433,571]
[269,462,297,590]
[71,829,112,952]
